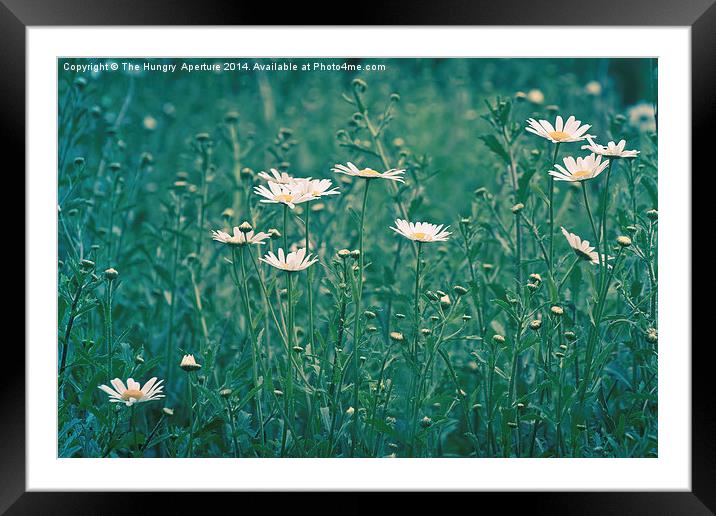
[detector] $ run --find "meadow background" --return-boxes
[58,57,658,458]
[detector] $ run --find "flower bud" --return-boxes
[389,331,405,343]
[453,285,469,296]
[425,291,439,302]
[420,416,433,428]
[550,306,564,316]
[645,328,658,343]
[564,331,577,341]
[474,187,489,198]
[395,313,406,320]
[492,334,506,344]
[224,111,240,124]
[268,228,281,240]
[364,310,376,319]
[350,250,361,259]
[511,203,525,214]
[239,221,253,234]
[420,328,432,336]
[527,89,545,104]
[220,388,233,398]
[646,209,658,221]
[440,295,451,308]
[529,319,542,330]
[104,268,119,281]
[179,354,202,372]
[616,235,632,247]
[162,408,174,417]
[80,259,95,272]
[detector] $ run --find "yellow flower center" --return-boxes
[571,170,592,179]
[121,389,144,401]
[548,131,570,141]
[359,168,381,177]
[412,232,428,240]
[275,194,294,203]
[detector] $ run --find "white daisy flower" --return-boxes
[549,154,610,182]
[626,102,656,133]
[292,178,341,199]
[253,182,313,209]
[581,137,640,158]
[260,247,318,272]
[257,168,308,185]
[332,162,405,183]
[98,377,165,407]
[211,227,270,245]
[525,115,593,143]
[561,227,608,265]
[390,219,451,243]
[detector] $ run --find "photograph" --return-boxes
[56,56,658,459]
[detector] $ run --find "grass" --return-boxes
[57,57,658,458]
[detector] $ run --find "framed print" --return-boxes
[4,0,712,512]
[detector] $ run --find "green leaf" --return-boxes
[479,135,510,164]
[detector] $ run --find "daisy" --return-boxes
[332,162,405,183]
[257,168,307,185]
[626,102,656,133]
[98,377,165,407]
[581,137,640,158]
[549,154,610,182]
[254,182,313,209]
[525,115,593,143]
[211,227,270,245]
[180,354,202,372]
[561,227,605,265]
[292,178,341,199]
[260,247,318,272]
[390,219,451,243]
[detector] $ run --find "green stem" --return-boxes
[165,194,182,395]
[130,405,137,455]
[281,271,295,456]
[225,398,241,457]
[237,246,266,448]
[105,281,114,380]
[412,242,423,359]
[59,277,86,387]
[598,160,614,276]
[350,178,371,456]
[581,182,602,271]
[305,206,316,354]
[558,257,581,292]
[549,143,561,273]
[186,373,194,457]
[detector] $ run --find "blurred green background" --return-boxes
[59,57,656,221]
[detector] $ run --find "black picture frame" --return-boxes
[4,0,710,513]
